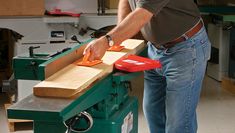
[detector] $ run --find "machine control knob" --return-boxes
[71,35,82,44]
[29,46,40,57]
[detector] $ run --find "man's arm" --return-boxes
[84,7,153,61]
[108,7,153,45]
[118,0,131,24]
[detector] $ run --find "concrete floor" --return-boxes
[1,75,235,133]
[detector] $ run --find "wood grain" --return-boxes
[44,44,87,79]
[33,39,145,98]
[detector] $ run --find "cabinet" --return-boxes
[0,29,15,88]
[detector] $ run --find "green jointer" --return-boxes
[13,39,92,81]
[8,39,146,133]
[8,73,139,133]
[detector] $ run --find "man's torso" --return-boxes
[128,0,201,45]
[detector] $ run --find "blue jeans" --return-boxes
[143,27,211,133]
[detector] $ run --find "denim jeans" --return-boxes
[143,27,211,133]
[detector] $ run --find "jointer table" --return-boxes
[7,39,147,133]
[8,73,139,133]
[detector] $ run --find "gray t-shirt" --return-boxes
[128,0,201,45]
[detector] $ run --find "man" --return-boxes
[84,0,211,133]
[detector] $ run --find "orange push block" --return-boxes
[77,52,102,67]
[107,45,125,52]
[77,60,102,67]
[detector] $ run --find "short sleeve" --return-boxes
[136,0,170,15]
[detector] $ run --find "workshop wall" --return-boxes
[0,0,44,16]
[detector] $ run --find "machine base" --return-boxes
[33,97,138,133]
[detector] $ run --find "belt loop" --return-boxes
[200,18,204,27]
[182,34,189,40]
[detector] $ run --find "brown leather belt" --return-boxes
[158,20,203,49]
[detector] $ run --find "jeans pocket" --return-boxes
[164,39,194,55]
[164,49,196,91]
[164,48,196,69]
[164,47,193,55]
[201,39,211,61]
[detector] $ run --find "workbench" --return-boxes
[8,74,138,133]
[7,38,146,133]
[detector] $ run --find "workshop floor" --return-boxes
[1,75,235,133]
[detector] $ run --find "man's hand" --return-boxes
[83,2,153,62]
[83,36,110,61]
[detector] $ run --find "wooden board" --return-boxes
[44,44,87,79]
[33,39,145,98]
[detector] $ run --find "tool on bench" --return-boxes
[77,45,125,67]
[115,54,162,72]
[77,51,103,67]
[8,39,146,133]
[107,45,125,52]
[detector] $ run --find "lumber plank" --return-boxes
[44,44,87,79]
[33,39,145,98]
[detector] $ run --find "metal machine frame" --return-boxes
[7,39,147,133]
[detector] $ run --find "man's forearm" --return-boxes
[118,0,131,24]
[108,8,153,46]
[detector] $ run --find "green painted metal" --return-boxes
[13,56,49,80]
[8,72,139,133]
[8,109,62,121]
[14,38,144,81]
[211,14,235,22]
[9,39,147,133]
[86,97,138,133]
[32,97,138,133]
[87,73,137,119]
[60,75,113,121]
[199,6,235,14]
[223,15,235,22]
[8,75,113,122]
[8,71,139,132]
[33,53,50,57]
[113,72,141,84]
[13,39,92,81]
[34,121,66,133]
